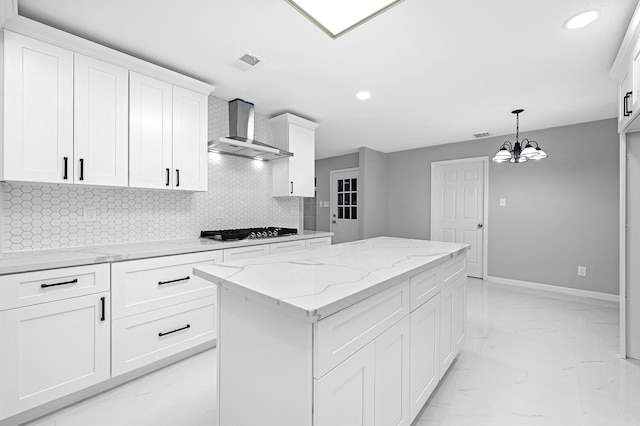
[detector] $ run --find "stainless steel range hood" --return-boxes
[208,99,293,161]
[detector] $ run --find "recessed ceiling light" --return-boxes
[356,91,371,100]
[286,0,405,39]
[564,10,599,29]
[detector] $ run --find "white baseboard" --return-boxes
[486,276,619,303]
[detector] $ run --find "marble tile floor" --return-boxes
[25,278,640,426]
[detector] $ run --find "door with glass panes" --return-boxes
[330,168,359,244]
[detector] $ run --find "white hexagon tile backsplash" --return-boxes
[1,96,300,252]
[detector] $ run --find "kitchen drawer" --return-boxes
[111,296,215,376]
[270,240,306,255]
[111,251,222,319]
[0,264,110,311]
[223,244,270,261]
[441,253,465,289]
[305,236,331,249]
[313,281,410,378]
[409,265,441,311]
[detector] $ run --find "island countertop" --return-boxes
[194,236,469,321]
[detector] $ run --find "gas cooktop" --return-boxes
[200,227,298,241]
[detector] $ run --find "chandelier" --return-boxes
[492,109,548,163]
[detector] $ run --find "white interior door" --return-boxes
[330,168,359,244]
[431,158,487,278]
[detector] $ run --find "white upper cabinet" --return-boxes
[74,54,129,187]
[129,72,174,189]
[619,64,633,132]
[2,29,213,189]
[172,86,208,191]
[271,113,318,197]
[130,73,209,191]
[3,31,74,183]
[612,4,640,133]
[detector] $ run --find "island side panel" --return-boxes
[218,288,313,426]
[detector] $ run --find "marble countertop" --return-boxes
[194,236,470,321]
[0,231,333,276]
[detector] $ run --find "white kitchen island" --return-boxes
[194,237,470,426]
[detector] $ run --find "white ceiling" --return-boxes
[17,0,638,159]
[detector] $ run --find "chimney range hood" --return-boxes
[208,99,293,161]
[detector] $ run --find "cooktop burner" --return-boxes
[200,227,298,241]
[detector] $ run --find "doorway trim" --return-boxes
[620,132,627,359]
[329,167,359,235]
[430,156,489,280]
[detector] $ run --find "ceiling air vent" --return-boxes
[474,132,491,138]
[232,53,262,71]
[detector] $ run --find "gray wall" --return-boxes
[315,153,359,231]
[359,147,388,239]
[386,118,619,295]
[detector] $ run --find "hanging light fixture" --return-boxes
[492,109,548,164]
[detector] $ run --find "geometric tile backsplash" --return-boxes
[1,96,300,252]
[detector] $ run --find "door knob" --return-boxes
[477,223,483,229]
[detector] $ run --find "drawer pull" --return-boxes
[100,296,106,322]
[158,276,190,286]
[41,278,78,288]
[159,324,190,337]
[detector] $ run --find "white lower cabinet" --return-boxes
[270,240,306,254]
[409,294,440,421]
[111,296,215,376]
[375,316,411,426]
[313,254,465,426]
[223,244,271,261]
[111,251,222,319]
[439,274,466,377]
[0,292,110,420]
[305,236,332,249]
[314,341,375,426]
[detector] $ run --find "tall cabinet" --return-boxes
[271,113,319,197]
[611,1,640,360]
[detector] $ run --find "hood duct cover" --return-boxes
[208,99,293,161]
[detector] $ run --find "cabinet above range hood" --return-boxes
[208,99,293,161]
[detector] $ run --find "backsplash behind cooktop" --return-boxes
[1,96,300,252]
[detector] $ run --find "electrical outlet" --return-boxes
[499,198,507,207]
[216,207,224,219]
[578,266,587,277]
[83,206,97,222]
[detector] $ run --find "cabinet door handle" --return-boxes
[63,157,68,180]
[100,296,106,322]
[176,169,180,187]
[79,158,84,181]
[290,181,294,194]
[158,276,190,285]
[41,278,78,288]
[624,91,633,117]
[159,324,190,337]
[166,168,170,186]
